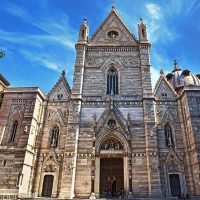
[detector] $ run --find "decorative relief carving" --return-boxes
[101,138,123,150]
[150,159,159,172]
[86,57,106,67]
[46,108,68,126]
[119,57,139,66]
[167,161,180,173]
[44,164,57,172]
[9,102,25,120]
[156,105,178,124]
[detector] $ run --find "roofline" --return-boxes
[153,75,177,96]
[88,7,138,44]
[0,74,10,86]
[4,87,47,100]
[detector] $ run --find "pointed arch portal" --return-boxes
[100,158,124,198]
[94,134,129,198]
[42,175,54,197]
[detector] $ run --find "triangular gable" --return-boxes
[46,108,68,126]
[88,8,138,46]
[159,108,178,125]
[48,72,71,101]
[95,101,129,136]
[154,75,177,99]
[164,149,182,173]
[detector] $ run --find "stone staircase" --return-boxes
[1,195,200,200]
[17,197,200,200]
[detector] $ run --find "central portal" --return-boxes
[100,158,124,197]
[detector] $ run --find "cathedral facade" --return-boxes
[0,7,200,199]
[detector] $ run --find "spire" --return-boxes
[77,18,89,43]
[138,17,148,42]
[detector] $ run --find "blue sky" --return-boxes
[0,0,200,93]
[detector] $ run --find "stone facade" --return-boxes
[0,7,200,199]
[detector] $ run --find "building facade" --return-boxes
[0,7,200,199]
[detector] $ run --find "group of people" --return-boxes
[102,188,125,198]
[178,193,190,199]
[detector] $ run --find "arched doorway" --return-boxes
[100,157,124,197]
[169,174,181,197]
[42,175,54,197]
[95,137,129,198]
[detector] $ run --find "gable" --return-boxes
[88,9,137,46]
[95,102,129,136]
[154,76,177,100]
[48,75,71,101]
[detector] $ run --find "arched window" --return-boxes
[142,28,145,38]
[8,120,18,143]
[82,29,85,38]
[50,126,59,148]
[165,124,174,147]
[107,67,118,95]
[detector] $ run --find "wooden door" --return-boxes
[169,174,181,197]
[42,175,54,197]
[100,158,124,197]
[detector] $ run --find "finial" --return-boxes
[83,18,87,24]
[112,1,116,10]
[173,59,180,72]
[160,68,164,76]
[0,51,5,59]
[140,17,143,23]
[61,69,66,77]
[174,59,177,67]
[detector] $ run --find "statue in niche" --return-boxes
[165,125,174,147]
[115,142,120,149]
[50,126,59,148]
[24,125,28,134]
[168,135,173,146]
[101,139,122,150]
[104,143,108,150]
[51,137,56,147]
[109,140,114,149]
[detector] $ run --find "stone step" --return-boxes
[17,197,200,200]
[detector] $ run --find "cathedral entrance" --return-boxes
[169,174,181,197]
[100,158,124,198]
[42,175,54,197]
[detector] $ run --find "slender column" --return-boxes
[0,126,5,145]
[94,157,100,198]
[52,173,59,197]
[123,156,129,196]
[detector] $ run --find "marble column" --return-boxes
[94,157,100,198]
[123,156,129,196]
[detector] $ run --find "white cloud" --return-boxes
[19,49,61,71]
[146,3,162,20]
[145,3,176,44]
[0,2,77,75]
